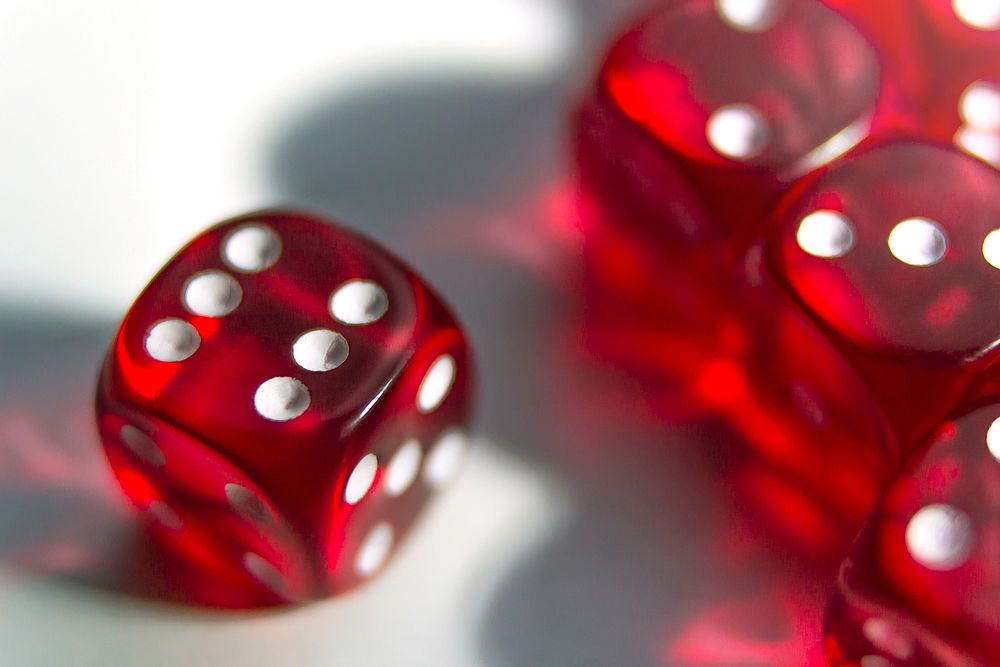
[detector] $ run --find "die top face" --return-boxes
[599,0,879,172]
[841,402,1000,658]
[109,211,451,463]
[770,141,1000,358]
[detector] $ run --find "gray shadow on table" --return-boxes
[0,311,135,579]
[0,308,235,606]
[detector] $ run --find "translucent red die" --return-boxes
[831,0,1000,165]
[763,141,1000,449]
[581,184,890,563]
[588,0,880,250]
[96,210,473,606]
[823,401,1000,666]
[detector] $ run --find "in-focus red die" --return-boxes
[96,210,473,606]
[585,0,881,252]
[763,141,1000,450]
[823,401,1000,666]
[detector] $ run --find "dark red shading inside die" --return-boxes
[96,210,474,606]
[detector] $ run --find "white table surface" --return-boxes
[0,1,830,665]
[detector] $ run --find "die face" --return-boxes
[97,374,317,604]
[97,209,474,601]
[824,402,1000,665]
[575,95,725,267]
[106,211,442,501]
[601,0,879,174]
[821,0,924,127]
[768,141,1000,360]
[320,328,472,591]
[696,266,894,562]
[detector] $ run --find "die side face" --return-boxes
[600,0,879,174]
[319,327,472,591]
[581,206,892,560]
[96,398,314,604]
[769,142,1000,361]
[707,282,892,560]
[96,210,473,603]
[575,96,722,264]
[824,402,1000,665]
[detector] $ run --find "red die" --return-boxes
[832,0,1000,166]
[823,401,1000,666]
[917,1,1000,168]
[763,141,1000,450]
[587,0,881,251]
[96,210,473,606]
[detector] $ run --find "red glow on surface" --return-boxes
[116,467,159,506]
[667,588,828,667]
[694,358,748,407]
[605,64,692,150]
[924,285,971,327]
[737,468,843,555]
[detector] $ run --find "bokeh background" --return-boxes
[0,1,830,665]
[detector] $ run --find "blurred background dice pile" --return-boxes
[577,1,1000,665]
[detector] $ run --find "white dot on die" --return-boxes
[706,104,770,161]
[243,552,291,597]
[796,210,856,258]
[329,280,389,325]
[292,328,349,372]
[887,217,948,266]
[417,354,457,413]
[222,224,282,273]
[344,453,378,505]
[960,82,1000,130]
[985,416,1000,461]
[225,483,272,524]
[953,0,1000,30]
[862,618,914,660]
[148,500,183,530]
[355,522,394,578]
[385,439,422,497]
[905,503,976,570]
[956,125,1000,166]
[253,377,311,422]
[860,656,892,667]
[120,424,166,468]
[182,270,243,318]
[715,0,783,32]
[982,229,1000,270]
[144,318,201,362]
[423,429,468,489]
